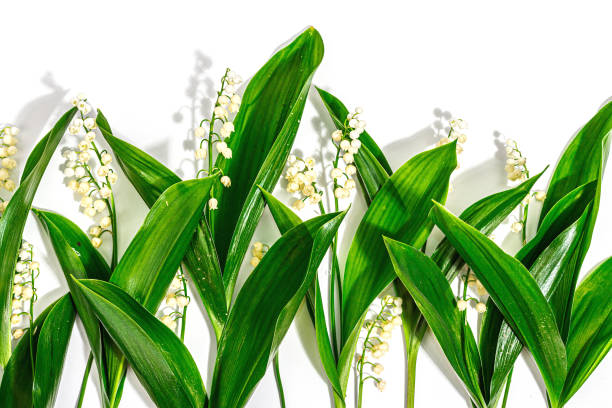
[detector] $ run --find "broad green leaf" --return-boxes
[34,209,115,404]
[431,170,544,282]
[562,257,612,404]
[210,211,346,408]
[0,108,76,367]
[540,102,612,340]
[315,87,392,203]
[110,176,216,311]
[98,111,227,339]
[431,203,567,407]
[479,182,596,402]
[482,207,590,402]
[385,238,486,407]
[341,141,457,344]
[0,295,74,408]
[213,28,325,302]
[260,188,344,402]
[33,295,76,408]
[71,278,206,408]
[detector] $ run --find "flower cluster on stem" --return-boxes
[356,296,403,406]
[436,118,467,181]
[330,107,365,201]
[194,69,242,215]
[456,270,487,313]
[63,95,118,265]
[0,125,19,193]
[11,240,39,340]
[160,270,190,341]
[249,241,268,267]
[504,138,545,243]
[285,155,322,210]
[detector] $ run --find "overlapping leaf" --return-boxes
[541,102,612,340]
[216,28,325,303]
[0,108,76,366]
[98,111,227,338]
[0,295,75,408]
[432,203,567,407]
[562,257,612,404]
[71,278,206,408]
[385,238,486,407]
[209,211,346,408]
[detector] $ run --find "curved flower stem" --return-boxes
[76,353,94,408]
[273,354,286,408]
[179,267,189,342]
[501,368,513,408]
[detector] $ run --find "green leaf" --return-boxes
[315,87,392,203]
[431,169,545,282]
[541,102,612,340]
[33,295,76,408]
[0,107,77,367]
[562,257,612,404]
[481,207,591,402]
[341,141,457,344]
[260,188,344,403]
[385,238,486,407]
[479,182,596,402]
[431,203,567,407]
[213,28,325,302]
[71,278,206,408]
[0,295,74,408]
[210,211,346,408]
[34,209,115,403]
[110,176,216,311]
[98,111,227,339]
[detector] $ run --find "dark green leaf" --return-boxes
[385,238,486,407]
[98,112,228,339]
[341,141,457,344]
[432,203,567,407]
[33,295,76,408]
[71,278,206,408]
[210,211,346,408]
[0,108,77,367]
[562,257,612,404]
[213,28,325,303]
[540,102,612,340]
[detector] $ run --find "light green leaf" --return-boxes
[213,28,325,303]
[71,278,206,408]
[431,202,567,407]
[210,211,346,408]
[385,238,486,408]
[0,108,77,367]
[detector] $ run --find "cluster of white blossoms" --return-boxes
[503,138,546,235]
[249,241,268,267]
[456,271,487,314]
[330,108,365,200]
[0,125,19,192]
[193,69,242,211]
[356,295,403,392]
[63,95,117,248]
[160,272,190,331]
[435,118,468,168]
[11,241,39,340]
[285,155,322,210]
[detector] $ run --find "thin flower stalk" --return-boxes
[159,270,191,341]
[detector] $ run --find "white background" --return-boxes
[1,1,611,407]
